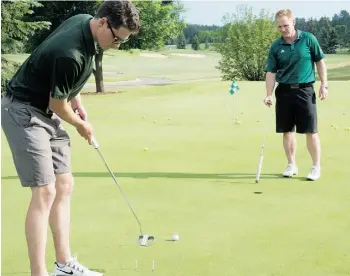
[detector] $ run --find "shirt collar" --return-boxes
[279,29,303,45]
[82,15,97,56]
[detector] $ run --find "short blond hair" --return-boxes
[275,9,293,20]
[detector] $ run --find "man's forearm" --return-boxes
[266,72,276,96]
[49,97,82,127]
[316,59,328,85]
[70,93,82,109]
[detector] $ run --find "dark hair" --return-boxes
[95,0,140,33]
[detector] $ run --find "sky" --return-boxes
[182,0,350,26]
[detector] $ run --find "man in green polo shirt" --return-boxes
[264,9,328,181]
[1,1,140,276]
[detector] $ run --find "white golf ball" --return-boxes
[172,234,179,241]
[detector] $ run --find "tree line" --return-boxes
[295,10,350,52]
[1,0,185,92]
[176,9,350,53]
[213,6,350,81]
[1,1,349,91]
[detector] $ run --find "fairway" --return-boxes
[3,49,350,85]
[2,80,350,276]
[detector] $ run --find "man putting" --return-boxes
[1,1,140,275]
[264,9,328,181]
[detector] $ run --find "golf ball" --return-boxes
[172,234,179,241]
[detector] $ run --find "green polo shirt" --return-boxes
[265,30,325,84]
[6,14,96,112]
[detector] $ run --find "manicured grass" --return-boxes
[2,80,350,276]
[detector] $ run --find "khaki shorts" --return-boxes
[1,95,71,187]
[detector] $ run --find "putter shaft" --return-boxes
[255,108,271,182]
[94,145,144,235]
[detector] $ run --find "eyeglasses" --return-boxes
[107,20,129,44]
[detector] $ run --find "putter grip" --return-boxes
[73,109,98,149]
[92,137,99,149]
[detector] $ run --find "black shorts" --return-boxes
[275,83,317,134]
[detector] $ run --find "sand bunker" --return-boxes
[171,53,206,58]
[140,53,167,58]
[138,52,207,58]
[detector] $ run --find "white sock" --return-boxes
[56,257,74,267]
[56,262,66,267]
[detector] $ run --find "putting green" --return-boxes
[2,80,350,275]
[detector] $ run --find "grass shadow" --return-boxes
[2,172,284,181]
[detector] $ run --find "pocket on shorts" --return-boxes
[8,106,34,128]
[302,87,316,104]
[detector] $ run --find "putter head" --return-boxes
[138,234,155,247]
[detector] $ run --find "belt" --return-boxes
[278,82,314,89]
[4,91,30,105]
[4,92,53,117]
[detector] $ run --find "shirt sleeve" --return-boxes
[309,34,325,62]
[51,57,80,100]
[265,46,277,73]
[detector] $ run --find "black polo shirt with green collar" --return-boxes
[265,30,325,84]
[6,14,97,112]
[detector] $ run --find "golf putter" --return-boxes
[91,138,155,247]
[74,109,155,246]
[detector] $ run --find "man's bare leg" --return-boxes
[49,173,74,264]
[283,132,297,164]
[26,184,56,276]
[306,133,321,166]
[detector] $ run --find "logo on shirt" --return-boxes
[281,50,285,53]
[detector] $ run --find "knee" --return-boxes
[306,132,319,141]
[32,184,56,208]
[55,173,74,198]
[283,132,294,140]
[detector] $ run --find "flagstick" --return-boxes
[233,94,235,122]
[229,80,239,124]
